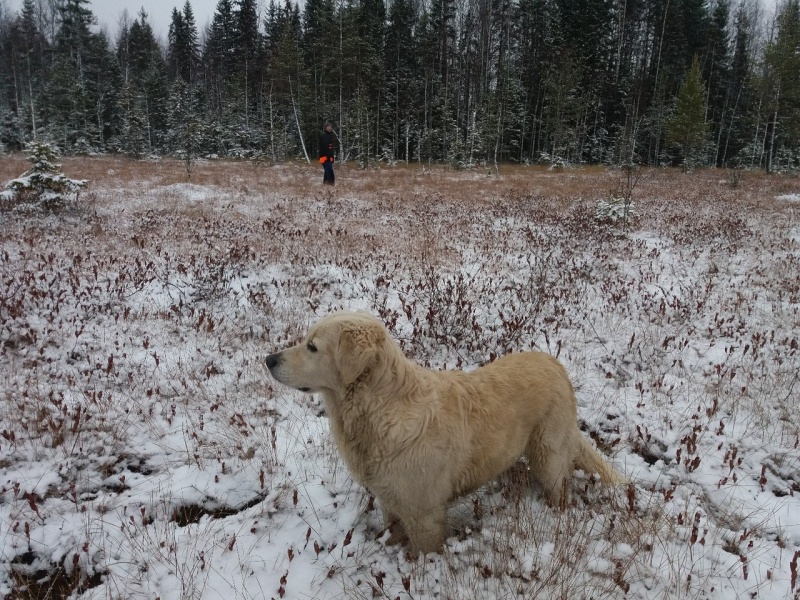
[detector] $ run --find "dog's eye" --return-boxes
[307,342,318,353]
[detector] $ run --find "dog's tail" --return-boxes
[576,437,627,485]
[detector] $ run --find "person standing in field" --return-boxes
[319,123,337,185]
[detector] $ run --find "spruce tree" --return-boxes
[124,10,168,151]
[704,0,732,166]
[182,1,201,85]
[515,0,560,162]
[724,1,755,166]
[206,0,237,96]
[117,81,149,157]
[234,0,262,126]
[168,3,201,85]
[0,0,782,167]
[303,0,336,133]
[48,0,98,148]
[167,8,187,81]
[266,0,308,161]
[764,0,800,171]
[6,0,50,141]
[167,78,202,173]
[385,0,418,161]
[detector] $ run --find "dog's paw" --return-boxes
[381,520,409,546]
[384,527,409,546]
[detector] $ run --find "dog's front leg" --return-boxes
[383,511,408,546]
[403,506,446,555]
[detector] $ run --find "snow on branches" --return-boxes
[1,142,88,211]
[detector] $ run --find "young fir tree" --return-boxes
[1,141,87,210]
[667,55,710,171]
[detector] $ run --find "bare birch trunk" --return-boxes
[289,77,310,164]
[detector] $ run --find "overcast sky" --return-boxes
[3,0,224,41]
[2,0,781,43]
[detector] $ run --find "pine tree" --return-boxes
[557,0,615,89]
[87,30,121,149]
[667,56,709,170]
[543,51,585,165]
[303,0,336,130]
[354,0,386,163]
[0,0,781,167]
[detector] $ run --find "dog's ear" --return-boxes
[336,322,385,386]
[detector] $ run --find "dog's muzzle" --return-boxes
[265,352,282,371]
[265,352,310,392]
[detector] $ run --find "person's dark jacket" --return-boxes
[319,130,336,160]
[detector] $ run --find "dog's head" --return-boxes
[265,311,387,394]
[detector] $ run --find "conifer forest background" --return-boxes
[0,0,799,171]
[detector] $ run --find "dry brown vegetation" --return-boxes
[0,155,788,206]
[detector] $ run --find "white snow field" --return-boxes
[1,157,799,600]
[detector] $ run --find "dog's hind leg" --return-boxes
[525,432,575,509]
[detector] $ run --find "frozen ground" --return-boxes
[1,158,799,599]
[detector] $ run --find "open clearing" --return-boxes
[1,157,799,599]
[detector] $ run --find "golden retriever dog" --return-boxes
[265,311,625,554]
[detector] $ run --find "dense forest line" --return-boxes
[0,0,798,170]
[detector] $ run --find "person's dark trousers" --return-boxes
[323,159,335,185]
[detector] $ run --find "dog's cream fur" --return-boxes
[265,311,624,554]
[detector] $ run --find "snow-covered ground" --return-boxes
[1,159,799,599]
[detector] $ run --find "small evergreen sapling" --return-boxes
[595,196,635,224]
[1,141,88,210]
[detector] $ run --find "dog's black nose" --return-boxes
[265,353,282,370]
